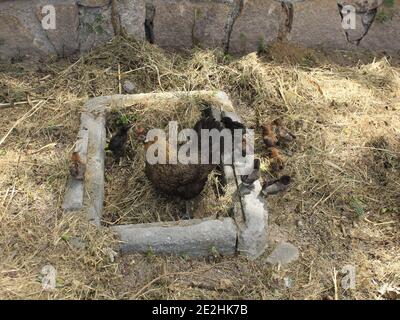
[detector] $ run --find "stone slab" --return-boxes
[78,4,114,52]
[116,0,146,40]
[0,0,56,60]
[152,0,232,49]
[237,180,268,259]
[266,241,299,265]
[112,218,238,256]
[229,0,282,54]
[36,0,80,57]
[77,0,111,7]
[62,178,85,211]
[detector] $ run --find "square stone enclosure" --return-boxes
[62,91,268,259]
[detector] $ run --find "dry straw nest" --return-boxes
[103,97,232,225]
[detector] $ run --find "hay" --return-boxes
[0,36,399,299]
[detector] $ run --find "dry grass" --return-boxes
[0,37,399,299]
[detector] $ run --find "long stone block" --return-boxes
[112,218,238,256]
[84,112,106,226]
[237,180,268,259]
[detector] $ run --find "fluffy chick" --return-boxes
[108,124,132,160]
[69,151,86,180]
[273,119,296,144]
[222,117,246,132]
[268,147,285,172]
[261,175,291,196]
[262,123,278,147]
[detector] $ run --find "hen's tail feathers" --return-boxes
[194,117,223,133]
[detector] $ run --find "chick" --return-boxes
[107,124,132,160]
[268,147,285,172]
[261,175,291,196]
[134,126,147,142]
[273,119,296,144]
[69,151,86,180]
[262,123,278,147]
[221,117,246,132]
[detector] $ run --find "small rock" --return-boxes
[266,242,299,265]
[283,276,292,288]
[123,80,136,94]
[296,220,304,228]
[105,247,118,263]
[69,237,86,250]
[219,278,233,290]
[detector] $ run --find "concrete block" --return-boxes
[112,218,238,256]
[237,180,268,259]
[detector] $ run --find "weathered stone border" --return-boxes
[1,0,398,60]
[62,91,268,259]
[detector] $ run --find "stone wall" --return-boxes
[0,0,399,60]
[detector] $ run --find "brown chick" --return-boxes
[268,147,285,171]
[144,117,222,219]
[273,119,296,144]
[262,123,278,147]
[134,126,146,142]
[69,152,86,180]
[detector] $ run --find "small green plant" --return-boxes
[376,0,395,23]
[258,37,267,54]
[83,13,105,35]
[210,246,221,260]
[61,232,71,241]
[350,197,366,217]
[117,113,130,126]
[383,0,394,7]
[116,112,136,126]
[146,246,155,258]
[376,10,390,23]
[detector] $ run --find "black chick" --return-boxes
[107,124,132,161]
[261,175,291,196]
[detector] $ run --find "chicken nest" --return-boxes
[103,98,233,225]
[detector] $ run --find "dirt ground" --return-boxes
[0,38,399,300]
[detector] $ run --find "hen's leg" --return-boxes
[178,200,193,220]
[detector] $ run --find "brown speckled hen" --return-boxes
[144,116,222,218]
